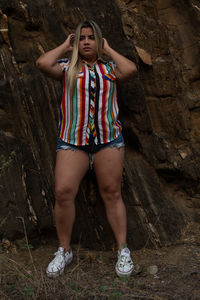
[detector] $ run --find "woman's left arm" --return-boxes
[102,38,137,81]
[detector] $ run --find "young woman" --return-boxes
[36,20,137,278]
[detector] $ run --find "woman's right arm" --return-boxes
[36,34,74,80]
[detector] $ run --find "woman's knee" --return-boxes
[100,184,122,203]
[55,183,76,205]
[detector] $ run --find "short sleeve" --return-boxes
[108,61,117,71]
[57,58,70,72]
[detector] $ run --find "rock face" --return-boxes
[0,0,200,249]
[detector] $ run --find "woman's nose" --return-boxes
[84,37,89,44]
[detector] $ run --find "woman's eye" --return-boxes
[79,35,95,41]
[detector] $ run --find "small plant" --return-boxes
[121,243,127,249]
[99,253,103,261]
[98,252,105,265]
[21,285,35,299]
[98,285,108,292]
[109,290,122,300]
[117,276,128,283]
[69,281,78,292]
[21,244,34,250]
[6,284,14,291]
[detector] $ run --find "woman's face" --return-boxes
[78,27,97,62]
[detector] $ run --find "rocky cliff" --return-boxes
[0,0,200,249]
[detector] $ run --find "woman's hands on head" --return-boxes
[65,35,111,55]
[102,38,111,55]
[101,37,137,80]
[63,34,75,53]
[36,33,75,80]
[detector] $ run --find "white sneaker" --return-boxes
[46,247,73,278]
[115,247,134,277]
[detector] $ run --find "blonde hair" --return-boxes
[67,20,103,94]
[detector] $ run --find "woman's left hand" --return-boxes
[102,38,111,55]
[102,38,137,81]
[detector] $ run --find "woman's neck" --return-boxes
[81,56,97,67]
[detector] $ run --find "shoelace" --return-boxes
[52,251,65,266]
[118,251,133,268]
[119,255,128,264]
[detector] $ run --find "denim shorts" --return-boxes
[56,133,125,168]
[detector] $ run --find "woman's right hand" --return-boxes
[36,33,75,80]
[63,34,75,53]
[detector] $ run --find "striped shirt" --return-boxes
[58,58,122,146]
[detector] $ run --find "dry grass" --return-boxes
[1,222,200,299]
[0,217,144,300]
[0,247,146,300]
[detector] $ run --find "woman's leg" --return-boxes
[54,149,89,251]
[93,147,127,250]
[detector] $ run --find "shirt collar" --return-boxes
[81,57,106,67]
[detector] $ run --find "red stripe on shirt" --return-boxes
[98,63,108,143]
[67,91,73,142]
[78,65,86,145]
[110,86,116,139]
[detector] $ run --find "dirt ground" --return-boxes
[0,222,200,300]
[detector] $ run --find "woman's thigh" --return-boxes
[93,147,124,193]
[55,149,90,198]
